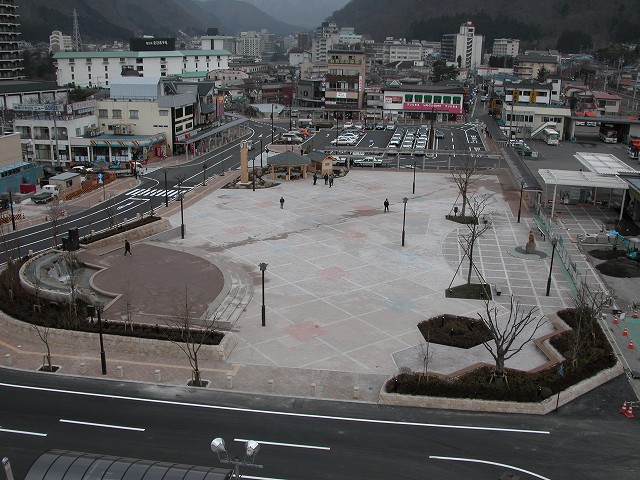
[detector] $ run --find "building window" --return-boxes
[130,110,139,119]
[424,95,432,103]
[159,110,169,116]
[88,74,92,79]
[404,94,413,102]
[136,58,143,64]
[453,96,461,104]
[87,65,91,72]
[414,95,423,102]
[71,74,74,81]
[160,57,166,62]
[76,128,81,136]
[433,95,442,103]
[136,66,143,71]
[70,66,74,72]
[105,73,109,79]
[161,72,166,76]
[98,109,108,118]
[443,96,452,104]
[112,109,122,119]
[105,65,108,71]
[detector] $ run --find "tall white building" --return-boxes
[441,21,484,70]
[49,30,72,53]
[0,0,23,80]
[311,22,362,64]
[238,31,262,58]
[492,38,519,57]
[53,36,231,88]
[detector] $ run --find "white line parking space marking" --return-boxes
[234,438,330,451]
[60,419,145,432]
[0,427,47,437]
[430,456,550,480]
[0,382,551,436]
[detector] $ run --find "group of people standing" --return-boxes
[313,172,334,187]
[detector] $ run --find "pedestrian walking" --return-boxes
[279,196,285,209]
[329,174,334,188]
[124,239,132,256]
[313,172,317,185]
[384,198,389,212]
[324,173,329,185]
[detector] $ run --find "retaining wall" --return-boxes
[82,218,173,250]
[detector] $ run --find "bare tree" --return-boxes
[478,297,545,386]
[167,284,218,387]
[47,200,66,248]
[414,330,435,389]
[450,154,482,218]
[32,323,54,371]
[62,251,81,319]
[567,284,609,366]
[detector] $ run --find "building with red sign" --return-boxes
[381,84,467,122]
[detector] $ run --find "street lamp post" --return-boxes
[412,161,416,195]
[401,197,408,246]
[179,193,185,239]
[211,438,263,480]
[221,157,225,176]
[271,103,274,144]
[202,163,207,186]
[163,169,168,207]
[259,137,264,170]
[517,180,525,223]
[259,262,267,327]
[89,303,107,375]
[8,189,16,231]
[546,238,558,296]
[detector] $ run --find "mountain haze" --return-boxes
[238,0,350,29]
[17,0,301,43]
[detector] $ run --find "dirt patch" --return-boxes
[418,314,492,349]
[596,257,640,278]
[588,249,628,261]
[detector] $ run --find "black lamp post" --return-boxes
[517,180,525,223]
[401,197,408,246]
[163,168,168,207]
[412,161,417,195]
[271,104,274,144]
[546,238,558,296]
[259,262,267,327]
[202,163,207,186]
[260,138,263,170]
[221,157,225,176]
[179,193,185,239]
[89,303,107,375]
[8,189,16,231]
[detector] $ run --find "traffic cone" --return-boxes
[613,316,619,325]
[633,310,638,319]
[624,403,635,419]
[628,340,634,350]
[623,327,628,336]
[620,402,629,415]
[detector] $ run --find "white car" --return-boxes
[343,121,354,129]
[331,137,358,146]
[353,156,383,167]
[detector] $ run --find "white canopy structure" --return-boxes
[573,152,639,176]
[538,169,629,219]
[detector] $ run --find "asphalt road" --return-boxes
[1,368,638,480]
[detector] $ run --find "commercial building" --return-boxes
[441,21,484,70]
[382,84,467,122]
[53,36,232,88]
[492,38,520,57]
[0,0,23,80]
[514,53,558,80]
[237,31,262,58]
[324,48,366,110]
[49,30,72,53]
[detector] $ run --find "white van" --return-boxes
[42,185,60,196]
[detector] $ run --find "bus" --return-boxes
[542,128,560,145]
[599,124,618,143]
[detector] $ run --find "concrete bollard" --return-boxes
[116,365,124,378]
[226,375,233,389]
[79,362,86,374]
[28,249,33,257]
[4,354,12,366]
[311,383,316,396]
[268,379,274,393]
[353,385,360,400]
[154,369,162,382]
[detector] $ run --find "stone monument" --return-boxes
[525,229,536,254]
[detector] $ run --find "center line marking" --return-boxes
[0,427,47,437]
[60,419,145,432]
[234,438,330,451]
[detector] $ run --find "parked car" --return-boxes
[386,122,396,130]
[435,130,445,139]
[331,137,358,146]
[375,122,385,130]
[353,156,383,167]
[353,123,364,132]
[512,142,533,156]
[343,121,354,129]
[281,132,304,143]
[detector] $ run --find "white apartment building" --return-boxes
[311,22,362,64]
[49,30,72,53]
[238,31,262,58]
[53,38,231,88]
[492,38,519,57]
[441,21,484,70]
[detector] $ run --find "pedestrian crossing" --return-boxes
[126,187,194,199]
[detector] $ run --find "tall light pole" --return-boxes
[202,163,207,186]
[259,262,267,327]
[211,438,263,480]
[163,168,168,207]
[412,160,416,195]
[401,197,408,246]
[89,303,107,375]
[8,189,16,231]
[179,193,185,239]
[271,103,274,144]
[517,180,525,223]
[546,238,558,296]
[260,137,263,170]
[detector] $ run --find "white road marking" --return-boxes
[0,427,47,437]
[116,202,134,210]
[234,438,330,451]
[430,456,550,480]
[0,382,550,436]
[60,419,145,432]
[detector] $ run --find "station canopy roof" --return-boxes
[538,169,629,190]
[574,152,640,177]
